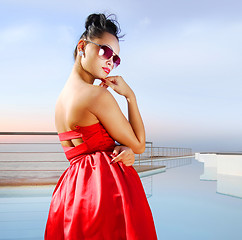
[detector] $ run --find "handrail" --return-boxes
[0,133,193,186]
[0,132,58,135]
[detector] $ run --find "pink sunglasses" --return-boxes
[84,39,121,68]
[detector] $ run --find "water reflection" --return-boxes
[195,153,242,199]
[139,157,192,198]
[141,176,153,198]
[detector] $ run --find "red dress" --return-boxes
[44,122,158,240]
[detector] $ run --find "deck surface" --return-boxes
[133,165,166,172]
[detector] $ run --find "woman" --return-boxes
[44,13,158,240]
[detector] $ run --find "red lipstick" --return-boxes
[102,67,110,74]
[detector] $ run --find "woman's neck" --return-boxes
[70,59,95,85]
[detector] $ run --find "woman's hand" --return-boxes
[110,145,135,166]
[99,76,134,99]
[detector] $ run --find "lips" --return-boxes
[102,67,110,74]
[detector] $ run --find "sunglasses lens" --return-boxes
[99,45,121,68]
[99,45,113,59]
[113,55,121,68]
[98,48,105,56]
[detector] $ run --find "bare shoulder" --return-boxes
[90,85,111,97]
[55,84,106,130]
[85,85,115,105]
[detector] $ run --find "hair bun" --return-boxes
[73,13,124,61]
[85,13,106,30]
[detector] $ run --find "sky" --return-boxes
[0,0,242,152]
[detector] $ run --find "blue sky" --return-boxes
[0,0,242,152]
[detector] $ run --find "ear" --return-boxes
[77,39,86,53]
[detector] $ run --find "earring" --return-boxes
[79,51,83,57]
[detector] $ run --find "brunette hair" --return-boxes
[73,13,124,60]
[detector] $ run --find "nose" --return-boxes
[106,57,114,69]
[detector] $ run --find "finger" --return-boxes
[110,158,121,164]
[104,81,115,90]
[112,148,119,157]
[99,82,109,88]
[121,157,133,165]
[124,157,134,165]
[101,79,117,91]
[105,76,118,85]
[111,156,123,163]
[100,78,110,85]
[115,151,128,160]
[124,161,133,166]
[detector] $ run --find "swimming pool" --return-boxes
[147,157,242,240]
[0,157,241,239]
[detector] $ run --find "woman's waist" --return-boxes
[68,149,114,165]
[64,142,116,161]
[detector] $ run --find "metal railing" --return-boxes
[135,145,193,170]
[0,132,193,186]
[136,146,192,161]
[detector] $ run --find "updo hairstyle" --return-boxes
[73,13,124,60]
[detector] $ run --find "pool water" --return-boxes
[147,157,242,240]
[0,157,241,240]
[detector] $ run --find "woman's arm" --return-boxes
[88,76,145,154]
[126,91,145,153]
